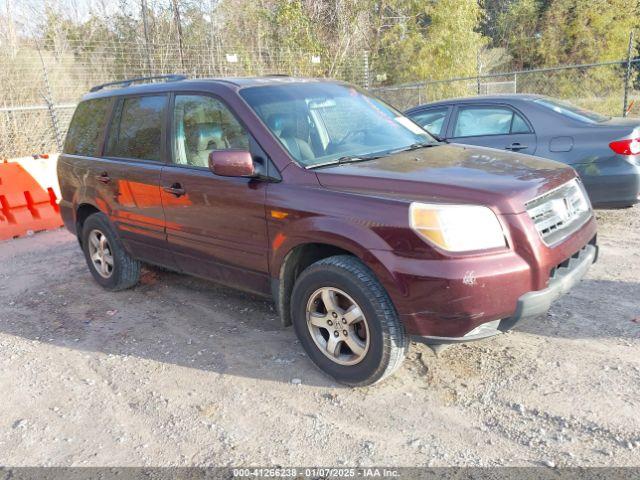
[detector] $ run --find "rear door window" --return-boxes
[453,106,531,137]
[408,107,449,136]
[172,95,249,168]
[63,98,112,156]
[105,95,167,161]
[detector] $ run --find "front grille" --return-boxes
[526,179,592,245]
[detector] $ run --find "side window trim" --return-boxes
[104,97,124,156]
[168,91,254,171]
[97,97,117,157]
[450,104,534,139]
[440,106,452,137]
[102,92,169,164]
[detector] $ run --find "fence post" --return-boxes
[3,109,16,159]
[37,46,63,152]
[476,50,482,95]
[623,30,635,117]
[363,51,370,89]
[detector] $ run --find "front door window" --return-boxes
[173,95,249,168]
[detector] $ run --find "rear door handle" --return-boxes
[163,183,186,197]
[96,172,111,184]
[505,143,528,151]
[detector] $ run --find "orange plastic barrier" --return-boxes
[0,160,63,240]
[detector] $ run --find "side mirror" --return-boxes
[208,150,256,177]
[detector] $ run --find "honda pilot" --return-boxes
[58,75,598,386]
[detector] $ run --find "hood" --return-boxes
[315,144,576,214]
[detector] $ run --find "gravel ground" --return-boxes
[0,207,639,467]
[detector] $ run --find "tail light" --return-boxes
[609,138,640,155]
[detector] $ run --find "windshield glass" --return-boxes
[534,97,610,124]
[240,82,435,167]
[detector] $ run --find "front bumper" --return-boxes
[413,242,597,345]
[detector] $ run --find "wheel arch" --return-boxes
[273,238,400,328]
[75,202,102,245]
[274,242,353,327]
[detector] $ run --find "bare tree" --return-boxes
[171,0,185,70]
[140,0,153,75]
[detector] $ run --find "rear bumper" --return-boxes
[59,199,77,235]
[575,157,640,208]
[412,242,597,345]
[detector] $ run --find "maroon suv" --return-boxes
[58,75,598,386]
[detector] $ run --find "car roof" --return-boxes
[82,75,330,101]
[405,93,546,111]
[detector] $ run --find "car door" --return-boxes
[160,93,270,295]
[406,106,451,138]
[98,93,176,268]
[447,104,537,155]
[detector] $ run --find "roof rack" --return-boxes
[89,74,187,93]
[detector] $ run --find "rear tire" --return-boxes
[290,255,406,386]
[81,212,141,291]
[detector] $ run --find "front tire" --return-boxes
[290,255,406,386]
[81,212,141,291]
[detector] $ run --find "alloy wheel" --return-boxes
[305,287,370,366]
[88,229,114,278]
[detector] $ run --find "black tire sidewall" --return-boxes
[81,213,124,289]
[291,264,390,385]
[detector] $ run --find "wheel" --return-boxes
[290,255,407,386]
[81,212,141,291]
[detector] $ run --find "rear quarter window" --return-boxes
[63,98,112,156]
[408,108,448,136]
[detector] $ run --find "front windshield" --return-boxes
[240,82,435,167]
[534,97,610,124]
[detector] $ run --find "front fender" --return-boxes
[269,216,407,325]
[269,215,393,275]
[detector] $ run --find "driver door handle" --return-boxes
[505,142,528,151]
[163,183,186,197]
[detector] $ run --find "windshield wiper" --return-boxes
[306,153,385,169]
[337,153,385,164]
[394,141,442,153]
[306,141,443,169]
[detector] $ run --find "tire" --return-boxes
[81,212,141,291]
[290,255,406,386]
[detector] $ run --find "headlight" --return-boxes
[409,202,507,252]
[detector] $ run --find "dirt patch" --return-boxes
[0,207,639,466]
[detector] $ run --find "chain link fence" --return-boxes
[0,104,75,159]
[372,59,640,117]
[0,40,369,159]
[1,38,638,160]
